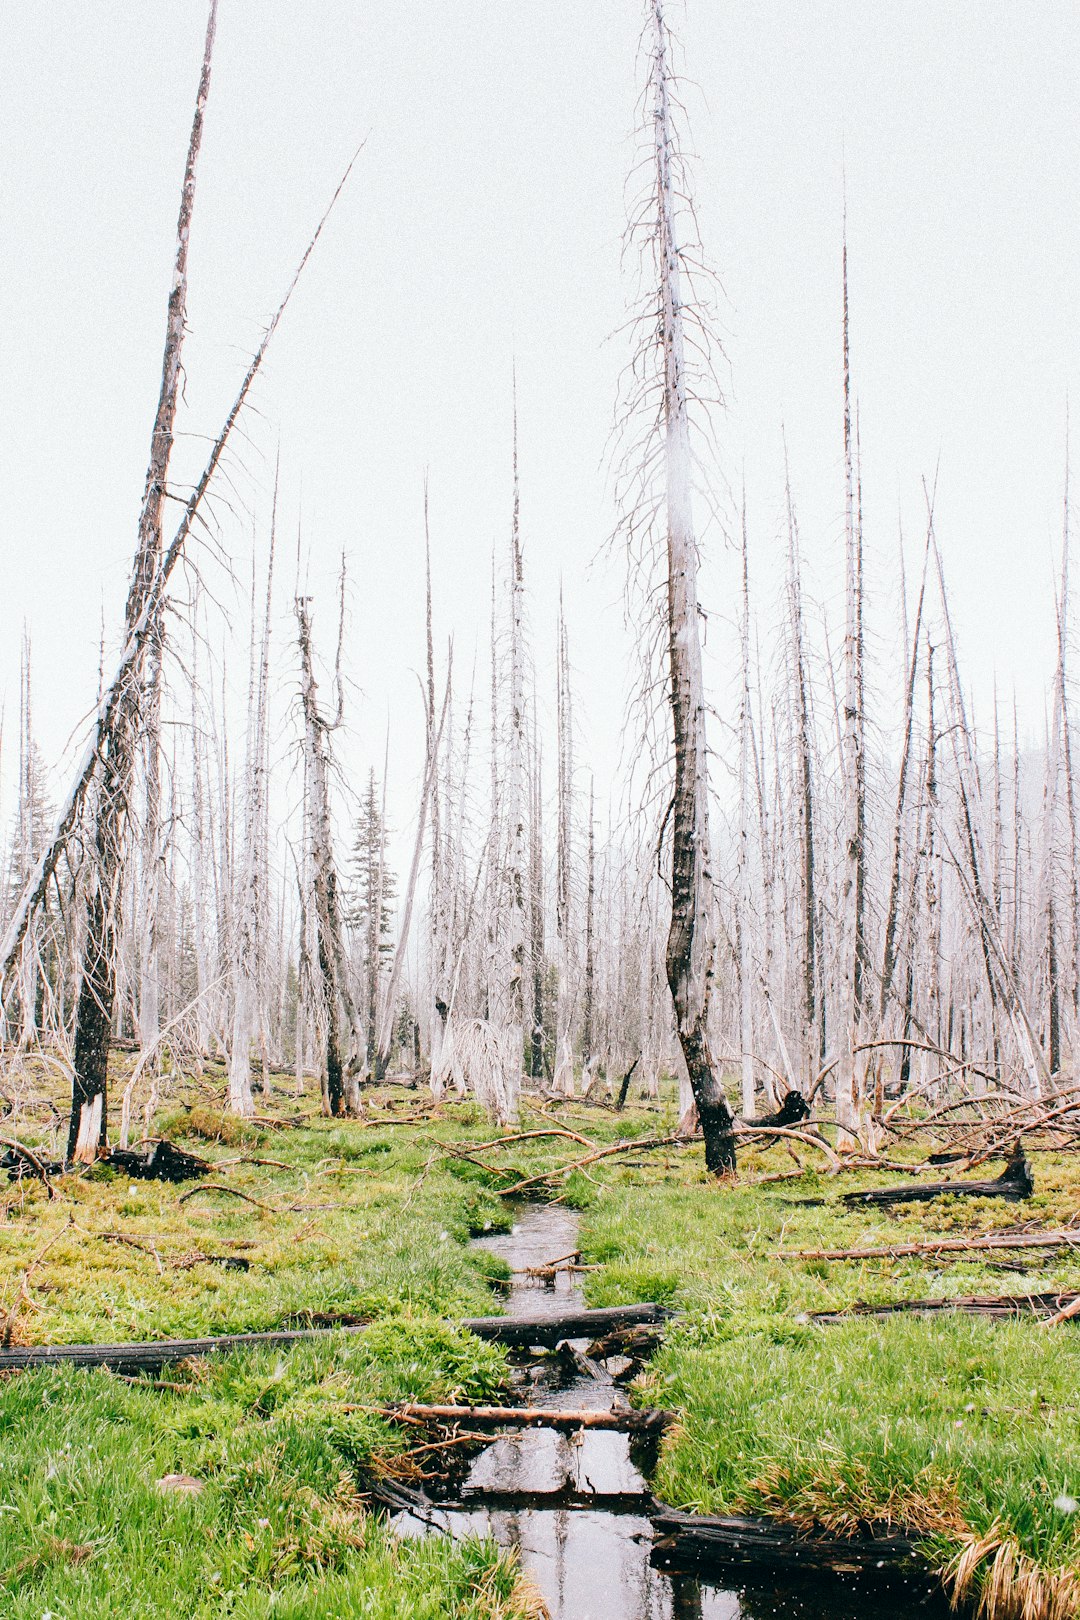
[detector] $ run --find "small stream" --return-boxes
[395,1204,952,1620]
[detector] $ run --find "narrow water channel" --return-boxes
[395,1203,952,1620]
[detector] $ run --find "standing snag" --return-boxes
[614,0,735,1174]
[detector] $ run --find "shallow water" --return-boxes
[395,1204,951,1620]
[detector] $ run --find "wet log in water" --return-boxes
[650,1509,929,1576]
[841,1142,1033,1207]
[369,1401,673,1433]
[0,1325,369,1376]
[461,1302,669,1348]
[810,1289,1080,1324]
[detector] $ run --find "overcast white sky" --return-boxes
[2,1,1078,838]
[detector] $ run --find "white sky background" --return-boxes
[2,0,1078,855]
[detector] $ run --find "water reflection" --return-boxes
[394,1205,951,1620]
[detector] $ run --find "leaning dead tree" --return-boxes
[65,2,219,1162]
[614,0,735,1173]
[0,22,361,1152]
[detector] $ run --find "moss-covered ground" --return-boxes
[1,1060,1079,1617]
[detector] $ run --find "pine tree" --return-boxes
[350,769,396,1074]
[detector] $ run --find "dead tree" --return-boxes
[295,587,363,1115]
[615,0,735,1172]
[837,226,868,1145]
[228,511,277,1116]
[66,3,219,1161]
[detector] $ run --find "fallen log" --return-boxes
[650,1508,930,1577]
[369,1401,673,1433]
[461,1302,669,1348]
[809,1289,1080,1324]
[0,1324,369,1376]
[779,1229,1080,1262]
[107,1141,210,1183]
[841,1142,1033,1207]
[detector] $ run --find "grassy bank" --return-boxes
[2,1062,1079,1616]
[579,1141,1080,1617]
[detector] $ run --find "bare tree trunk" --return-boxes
[295,588,363,1115]
[582,779,595,1073]
[553,597,575,1096]
[736,499,756,1115]
[837,227,867,1145]
[649,0,734,1174]
[67,1,219,1160]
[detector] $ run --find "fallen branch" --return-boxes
[177,1183,274,1210]
[778,1229,1080,1262]
[840,1143,1032,1207]
[1043,1295,1080,1328]
[365,1401,672,1433]
[0,1136,58,1197]
[809,1289,1080,1324]
[496,1136,686,1197]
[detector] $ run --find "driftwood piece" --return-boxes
[0,1324,369,1376]
[461,1302,668,1348]
[809,1289,1080,1324]
[650,1509,929,1577]
[779,1228,1080,1262]
[841,1142,1033,1208]
[370,1401,672,1433]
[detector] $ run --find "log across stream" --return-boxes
[390,1203,954,1620]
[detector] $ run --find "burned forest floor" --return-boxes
[1,1056,1080,1618]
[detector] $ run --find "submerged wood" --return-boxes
[650,1508,929,1576]
[0,1324,369,1376]
[841,1143,1033,1207]
[809,1288,1080,1324]
[371,1401,672,1433]
[461,1301,668,1348]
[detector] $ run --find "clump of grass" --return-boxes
[159,1103,265,1146]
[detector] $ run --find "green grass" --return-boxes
[0,1350,524,1618]
[576,1145,1080,1615]
[3,1060,1080,1615]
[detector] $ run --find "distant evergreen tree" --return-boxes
[349,770,396,1073]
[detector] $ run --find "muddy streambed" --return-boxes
[394,1204,951,1619]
